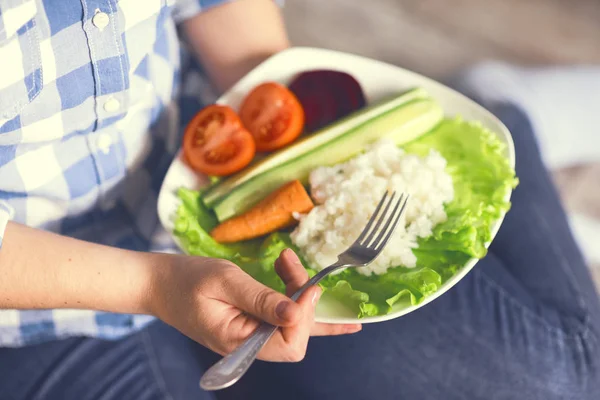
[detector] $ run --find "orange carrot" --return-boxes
[211,180,314,243]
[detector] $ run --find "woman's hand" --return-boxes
[151,249,361,362]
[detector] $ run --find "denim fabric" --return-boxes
[0,102,598,399]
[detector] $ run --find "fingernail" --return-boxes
[312,288,322,305]
[348,324,362,333]
[284,248,302,265]
[276,301,292,320]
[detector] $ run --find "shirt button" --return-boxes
[103,97,120,113]
[97,134,112,154]
[92,12,110,30]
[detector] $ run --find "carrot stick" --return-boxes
[211,180,314,243]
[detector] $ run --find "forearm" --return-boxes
[183,0,290,92]
[0,222,159,314]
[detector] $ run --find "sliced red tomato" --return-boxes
[239,82,305,152]
[183,105,256,177]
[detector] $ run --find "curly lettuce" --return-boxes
[173,117,518,318]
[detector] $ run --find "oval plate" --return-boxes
[157,47,515,324]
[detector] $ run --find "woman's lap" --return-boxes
[0,322,217,400]
[1,103,599,400]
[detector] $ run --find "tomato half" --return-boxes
[183,105,256,176]
[239,82,305,152]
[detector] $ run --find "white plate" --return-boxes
[157,47,515,324]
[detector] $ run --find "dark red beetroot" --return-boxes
[288,70,366,133]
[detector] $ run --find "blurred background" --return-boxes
[282,0,600,288]
[283,0,600,79]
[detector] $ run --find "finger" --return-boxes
[220,267,303,327]
[310,323,362,336]
[275,249,309,295]
[259,285,322,362]
[224,311,261,344]
[284,285,321,357]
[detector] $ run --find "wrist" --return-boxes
[96,249,170,317]
[143,252,178,319]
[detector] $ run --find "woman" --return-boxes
[0,0,598,399]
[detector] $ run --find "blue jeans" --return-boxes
[1,102,599,400]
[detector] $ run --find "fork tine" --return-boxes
[373,194,409,254]
[352,191,391,246]
[362,191,397,248]
[369,193,404,249]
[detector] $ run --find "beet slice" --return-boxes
[288,70,366,133]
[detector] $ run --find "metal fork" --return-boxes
[200,191,409,391]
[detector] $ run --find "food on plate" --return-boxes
[210,96,443,222]
[288,70,366,133]
[291,140,453,276]
[174,187,237,260]
[182,105,255,176]
[211,180,314,243]
[202,88,432,209]
[173,86,518,318]
[239,82,304,152]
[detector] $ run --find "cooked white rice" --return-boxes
[290,139,454,276]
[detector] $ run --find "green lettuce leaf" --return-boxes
[173,117,517,318]
[173,187,259,260]
[320,266,443,317]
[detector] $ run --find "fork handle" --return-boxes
[199,263,344,391]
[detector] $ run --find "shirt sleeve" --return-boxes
[0,201,13,250]
[171,0,284,24]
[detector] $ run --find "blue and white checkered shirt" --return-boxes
[0,0,231,347]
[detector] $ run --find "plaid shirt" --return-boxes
[0,0,231,347]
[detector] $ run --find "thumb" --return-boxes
[222,268,303,327]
